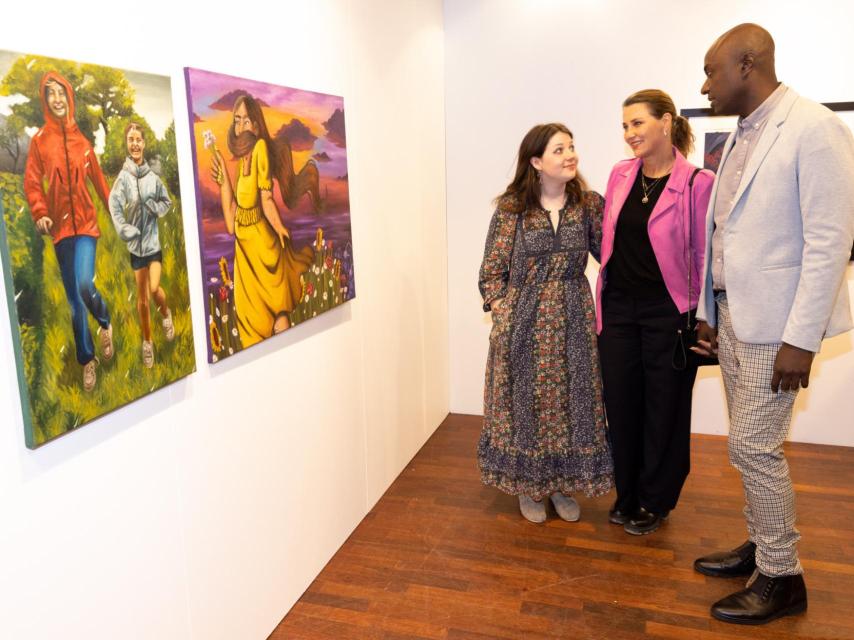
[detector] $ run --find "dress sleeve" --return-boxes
[478,206,517,312]
[586,191,605,263]
[254,139,273,191]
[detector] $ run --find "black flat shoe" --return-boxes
[608,503,632,525]
[711,572,807,625]
[694,540,756,577]
[624,507,668,535]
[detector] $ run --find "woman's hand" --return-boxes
[276,226,290,248]
[210,150,226,186]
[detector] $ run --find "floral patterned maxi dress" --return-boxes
[478,193,614,498]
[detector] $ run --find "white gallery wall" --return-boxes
[0,1,447,639]
[446,0,854,446]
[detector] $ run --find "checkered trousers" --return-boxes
[716,295,803,576]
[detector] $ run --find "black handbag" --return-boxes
[673,168,719,370]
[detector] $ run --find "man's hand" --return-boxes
[771,342,815,393]
[690,320,718,357]
[35,216,53,235]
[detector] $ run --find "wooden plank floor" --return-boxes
[271,414,854,639]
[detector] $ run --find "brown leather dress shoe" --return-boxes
[694,540,756,577]
[711,572,807,625]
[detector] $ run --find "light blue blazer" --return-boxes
[697,88,854,352]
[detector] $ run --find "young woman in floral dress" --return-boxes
[478,123,613,523]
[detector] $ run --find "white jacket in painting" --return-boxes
[108,157,171,258]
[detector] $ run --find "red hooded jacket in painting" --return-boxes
[24,71,110,244]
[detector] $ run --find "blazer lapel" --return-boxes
[730,89,799,209]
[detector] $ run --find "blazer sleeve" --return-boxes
[782,114,854,351]
[478,205,518,312]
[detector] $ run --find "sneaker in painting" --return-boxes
[99,324,114,361]
[162,308,175,342]
[142,340,154,369]
[83,359,97,392]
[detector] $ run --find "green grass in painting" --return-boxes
[0,171,196,447]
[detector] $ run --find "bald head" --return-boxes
[702,23,780,117]
[713,23,776,78]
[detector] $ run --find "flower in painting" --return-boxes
[218,286,229,302]
[203,130,216,150]
[210,321,222,351]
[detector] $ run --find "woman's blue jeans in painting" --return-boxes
[54,235,111,365]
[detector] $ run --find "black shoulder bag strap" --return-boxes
[673,168,702,370]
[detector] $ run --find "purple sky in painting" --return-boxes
[188,68,343,120]
[186,67,349,181]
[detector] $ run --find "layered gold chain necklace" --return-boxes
[640,173,667,204]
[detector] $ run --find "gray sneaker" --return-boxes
[142,340,154,369]
[519,495,547,523]
[550,493,580,522]
[82,359,96,392]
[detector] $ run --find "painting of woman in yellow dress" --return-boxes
[186,68,355,363]
[209,94,318,346]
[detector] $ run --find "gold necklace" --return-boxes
[640,173,667,204]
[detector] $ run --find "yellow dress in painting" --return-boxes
[233,138,313,346]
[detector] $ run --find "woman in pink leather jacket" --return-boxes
[596,89,714,535]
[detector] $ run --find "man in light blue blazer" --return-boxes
[692,24,854,625]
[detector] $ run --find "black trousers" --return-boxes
[597,287,698,514]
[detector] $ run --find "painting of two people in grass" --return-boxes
[184,67,354,363]
[0,50,195,448]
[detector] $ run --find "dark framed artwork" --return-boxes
[681,102,854,260]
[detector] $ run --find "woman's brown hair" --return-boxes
[623,89,694,157]
[227,94,322,212]
[495,123,588,213]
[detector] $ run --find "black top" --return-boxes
[607,169,670,298]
